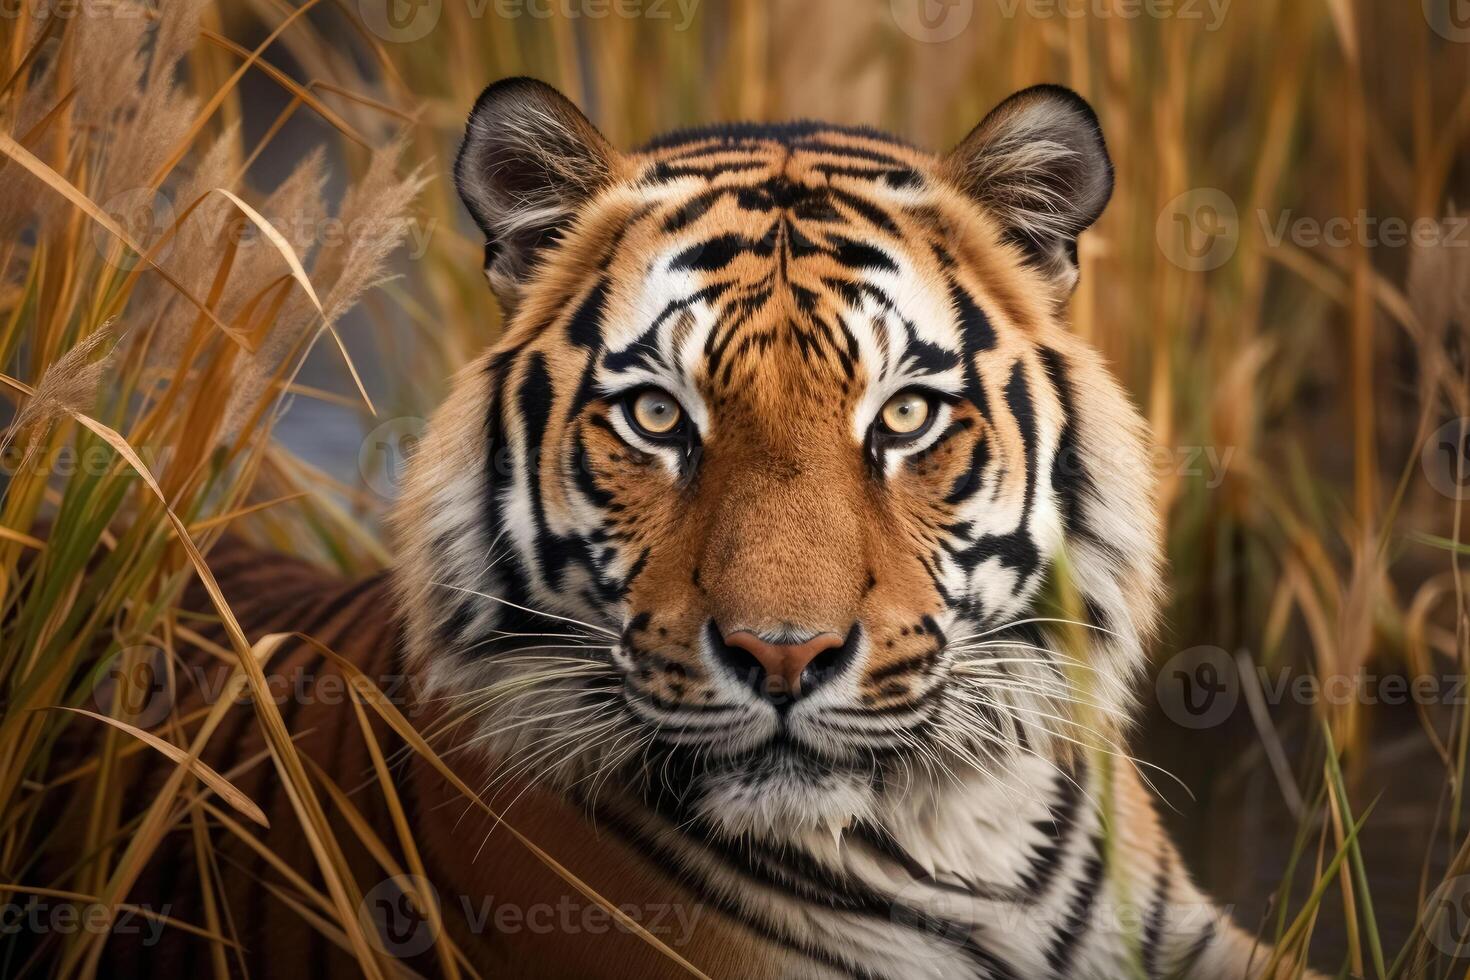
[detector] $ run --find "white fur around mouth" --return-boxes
[689,745,881,841]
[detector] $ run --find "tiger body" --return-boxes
[34,553,1276,980]
[28,79,1322,978]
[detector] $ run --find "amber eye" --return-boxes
[878,390,933,437]
[628,388,684,438]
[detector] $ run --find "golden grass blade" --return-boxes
[0,525,46,549]
[0,134,248,348]
[44,707,269,829]
[302,751,478,980]
[214,188,322,309]
[52,661,256,977]
[145,0,330,190]
[186,807,237,980]
[200,32,370,148]
[252,878,432,979]
[308,80,417,124]
[278,382,364,409]
[295,635,713,980]
[346,694,468,980]
[34,408,389,979]
[0,885,243,948]
[186,491,310,533]
[213,188,376,415]
[199,801,338,922]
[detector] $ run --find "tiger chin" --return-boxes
[384,79,1323,979]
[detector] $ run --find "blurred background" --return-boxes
[2,0,1469,975]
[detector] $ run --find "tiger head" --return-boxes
[393,78,1163,841]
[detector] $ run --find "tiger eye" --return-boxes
[880,391,931,435]
[631,389,683,436]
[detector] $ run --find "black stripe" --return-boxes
[791,138,908,166]
[602,281,732,374]
[828,235,896,273]
[951,279,997,351]
[584,802,894,980]
[642,159,770,183]
[639,119,913,152]
[854,823,1029,905]
[670,231,775,272]
[1178,919,1217,974]
[946,360,1041,581]
[865,649,940,684]
[1020,764,1084,900]
[566,278,610,350]
[826,186,901,234]
[634,787,1018,978]
[1037,346,1095,542]
[1044,834,1106,976]
[1142,848,1172,978]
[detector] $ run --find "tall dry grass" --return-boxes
[0,0,1467,976]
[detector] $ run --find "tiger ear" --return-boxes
[454,77,622,311]
[941,85,1113,294]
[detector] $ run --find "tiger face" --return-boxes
[394,78,1163,841]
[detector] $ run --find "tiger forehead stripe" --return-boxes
[545,144,983,403]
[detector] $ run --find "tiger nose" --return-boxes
[715,626,853,700]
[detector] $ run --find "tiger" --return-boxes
[18,78,1326,979]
